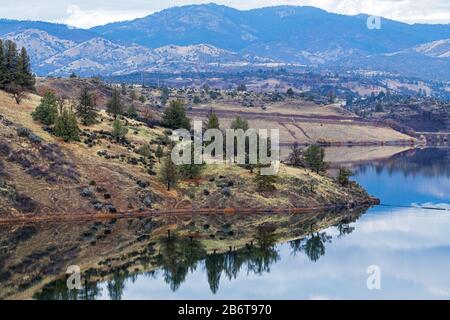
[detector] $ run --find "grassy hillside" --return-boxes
[0,90,373,219]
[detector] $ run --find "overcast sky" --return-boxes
[1,0,449,28]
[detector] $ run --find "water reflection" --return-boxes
[32,224,287,299]
[2,147,449,299]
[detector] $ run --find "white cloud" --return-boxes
[0,1,449,28]
[60,4,154,29]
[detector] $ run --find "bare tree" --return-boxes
[287,142,305,167]
[6,84,26,105]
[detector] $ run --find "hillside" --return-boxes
[0,89,375,221]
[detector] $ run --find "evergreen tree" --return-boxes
[76,87,98,125]
[161,99,191,130]
[16,47,34,88]
[159,156,179,191]
[230,116,249,131]
[4,40,18,85]
[193,96,201,104]
[160,87,169,105]
[111,119,128,140]
[127,103,138,118]
[0,39,7,89]
[155,144,164,163]
[0,39,34,92]
[303,145,327,174]
[32,91,59,125]
[139,94,146,103]
[337,167,353,186]
[106,89,123,118]
[54,108,80,142]
[207,111,220,130]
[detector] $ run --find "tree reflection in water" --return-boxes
[290,232,331,262]
[34,225,282,299]
[34,219,360,299]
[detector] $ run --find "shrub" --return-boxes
[54,109,80,142]
[112,119,128,140]
[161,99,190,130]
[32,91,58,125]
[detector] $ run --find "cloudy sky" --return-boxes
[1,0,449,28]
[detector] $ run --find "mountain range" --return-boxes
[1,3,450,80]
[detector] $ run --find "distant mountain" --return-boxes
[92,4,450,60]
[5,29,76,63]
[415,39,450,58]
[1,4,450,80]
[0,19,96,42]
[3,29,263,76]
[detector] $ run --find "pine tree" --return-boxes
[207,111,220,130]
[0,39,6,89]
[4,40,18,85]
[0,39,34,92]
[160,87,169,105]
[230,116,249,131]
[161,99,191,130]
[16,47,34,88]
[76,87,98,125]
[111,119,128,140]
[159,156,179,191]
[127,103,138,118]
[106,89,123,118]
[54,108,80,142]
[32,91,59,125]
[303,145,328,174]
[155,144,164,163]
[338,167,353,186]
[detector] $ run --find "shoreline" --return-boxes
[0,199,379,225]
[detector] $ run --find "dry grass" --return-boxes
[0,89,372,218]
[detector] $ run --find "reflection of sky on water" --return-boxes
[96,205,450,300]
[97,148,450,299]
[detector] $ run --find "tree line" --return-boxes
[0,39,35,103]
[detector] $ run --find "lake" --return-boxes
[2,147,449,299]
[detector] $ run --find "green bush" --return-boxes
[112,119,128,140]
[54,109,80,142]
[32,91,58,125]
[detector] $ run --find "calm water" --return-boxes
[6,147,449,300]
[74,148,450,299]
